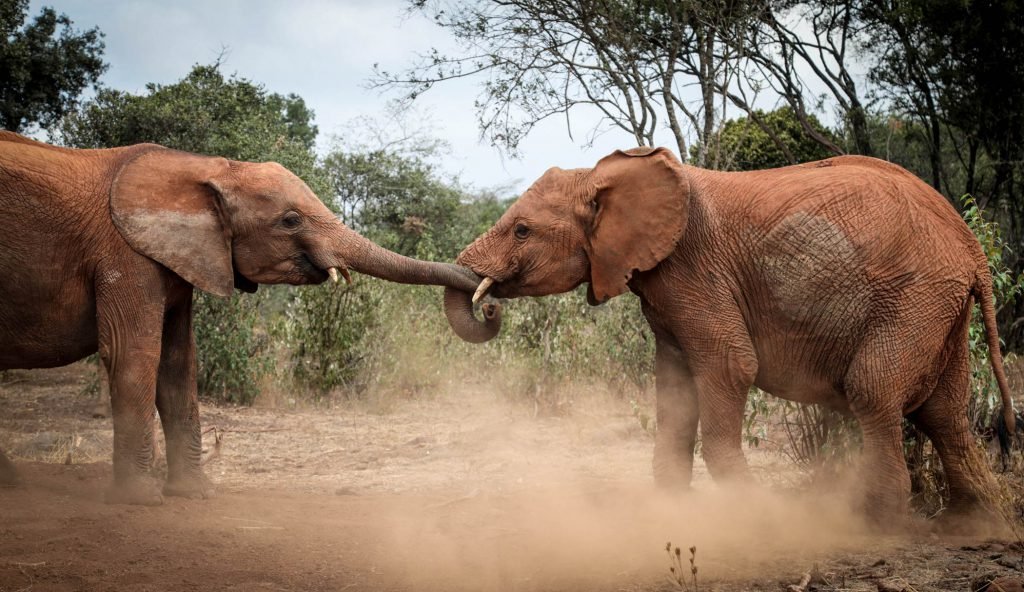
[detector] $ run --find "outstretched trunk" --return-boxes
[327,222,502,342]
[443,286,501,343]
[331,222,478,292]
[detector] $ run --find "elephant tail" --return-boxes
[973,269,1015,442]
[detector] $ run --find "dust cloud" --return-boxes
[375,483,873,591]
[5,364,1001,592]
[325,380,878,592]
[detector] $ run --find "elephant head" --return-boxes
[110,147,493,297]
[444,147,687,342]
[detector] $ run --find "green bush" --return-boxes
[277,280,384,398]
[467,288,652,414]
[193,292,273,405]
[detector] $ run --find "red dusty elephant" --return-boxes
[443,146,1013,523]
[0,132,498,504]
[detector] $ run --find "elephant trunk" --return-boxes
[443,285,501,343]
[441,236,502,343]
[332,222,480,292]
[325,221,502,343]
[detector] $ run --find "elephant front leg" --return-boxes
[652,336,700,489]
[157,290,213,499]
[97,269,167,506]
[100,334,164,506]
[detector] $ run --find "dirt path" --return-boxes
[1,364,1021,591]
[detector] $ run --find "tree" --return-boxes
[375,0,762,167]
[695,106,837,170]
[58,63,320,182]
[322,148,496,259]
[0,0,105,132]
[727,0,870,157]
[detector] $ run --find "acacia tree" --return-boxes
[376,0,762,167]
[0,0,105,132]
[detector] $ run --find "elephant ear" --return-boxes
[110,148,236,297]
[586,146,689,304]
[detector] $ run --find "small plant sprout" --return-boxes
[665,542,699,591]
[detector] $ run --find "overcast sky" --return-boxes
[28,0,648,194]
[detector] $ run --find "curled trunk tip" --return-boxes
[444,286,502,343]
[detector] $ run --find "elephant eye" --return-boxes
[514,223,530,240]
[281,212,302,230]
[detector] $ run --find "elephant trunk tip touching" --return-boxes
[443,285,502,343]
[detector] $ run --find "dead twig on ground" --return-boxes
[201,426,223,466]
[787,572,811,592]
[221,516,275,525]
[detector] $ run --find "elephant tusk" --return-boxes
[328,268,340,283]
[472,277,495,304]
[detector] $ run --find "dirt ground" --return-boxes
[1,363,1022,591]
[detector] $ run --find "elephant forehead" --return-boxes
[236,162,313,201]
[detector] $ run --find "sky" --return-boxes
[28,0,645,195]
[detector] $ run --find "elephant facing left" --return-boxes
[0,131,497,505]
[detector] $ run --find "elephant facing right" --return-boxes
[444,147,1015,526]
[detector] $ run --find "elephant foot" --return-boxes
[653,469,693,492]
[105,476,164,506]
[163,472,215,500]
[933,505,1009,537]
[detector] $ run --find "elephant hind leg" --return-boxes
[909,344,1004,527]
[0,448,19,487]
[844,338,923,523]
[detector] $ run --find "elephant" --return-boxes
[443,146,1014,522]
[0,131,499,504]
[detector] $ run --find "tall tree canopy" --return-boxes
[0,0,105,132]
[57,63,323,191]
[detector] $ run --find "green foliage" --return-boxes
[59,62,322,404]
[193,293,272,405]
[278,281,383,397]
[696,107,838,170]
[57,63,325,194]
[322,148,468,256]
[482,289,653,413]
[0,0,106,132]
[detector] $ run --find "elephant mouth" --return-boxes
[292,249,348,284]
[297,253,350,285]
[233,268,259,293]
[470,274,517,302]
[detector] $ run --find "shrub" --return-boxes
[193,292,273,405]
[277,280,384,398]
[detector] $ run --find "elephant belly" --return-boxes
[0,280,99,370]
[752,349,851,412]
